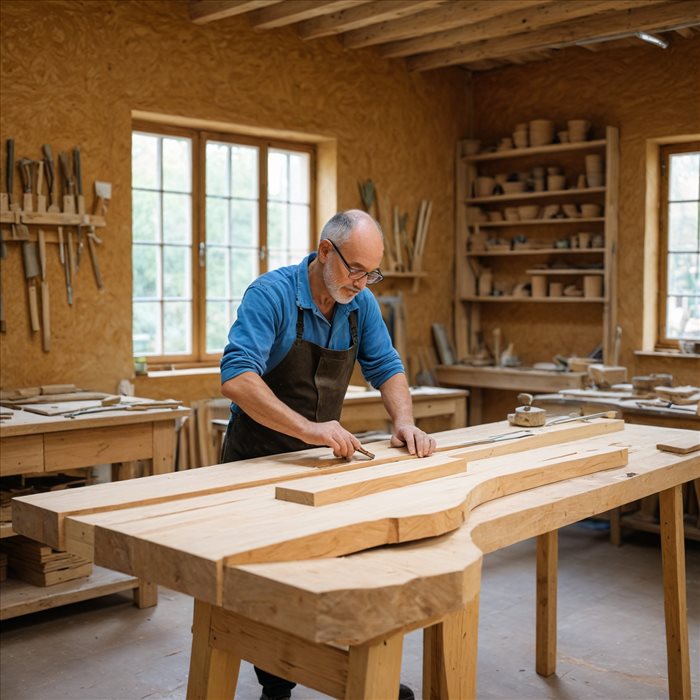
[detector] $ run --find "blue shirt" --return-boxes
[220,254,404,412]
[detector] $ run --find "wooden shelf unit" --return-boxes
[454,126,619,364]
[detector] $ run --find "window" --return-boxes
[658,143,700,346]
[131,124,314,363]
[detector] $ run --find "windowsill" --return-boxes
[139,366,219,379]
[634,350,700,359]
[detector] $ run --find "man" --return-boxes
[220,209,436,700]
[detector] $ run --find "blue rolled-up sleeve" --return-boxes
[356,293,405,389]
[220,285,282,384]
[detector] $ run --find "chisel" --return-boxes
[58,151,75,214]
[38,229,50,351]
[57,225,65,264]
[74,148,84,266]
[65,230,74,305]
[42,144,60,212]
[36,160,46,213]
[21,240,40,332]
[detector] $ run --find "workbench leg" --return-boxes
[345,630,403,700]
[536,530,558,677]
[452,397,467,430]
[187,600,240,700]
[469,388,482,426]
[659,486,691,700]
[609,507,622,546]
[134,579,158,608]
[152,420,177,475]
[423,593,479,700]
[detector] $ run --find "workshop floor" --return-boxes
[1,523,698,700]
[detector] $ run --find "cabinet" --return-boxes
[454,126,619,365]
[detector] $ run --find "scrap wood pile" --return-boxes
[0,535,92,587]
[358,179,432,274]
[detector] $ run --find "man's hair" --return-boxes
[319,210,383,245]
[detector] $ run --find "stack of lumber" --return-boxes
[0,535,92,586]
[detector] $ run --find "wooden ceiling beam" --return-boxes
[407,1,700,71]
[297,0,445,40]
[247,0,369,30]
[381,0,662,58]
[343,0,554,49]
[189,0,282,25]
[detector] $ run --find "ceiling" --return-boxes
[188,0,700,72]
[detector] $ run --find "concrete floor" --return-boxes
[1,523,698,700]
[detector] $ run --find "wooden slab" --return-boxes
[12,418,623,550]
[80,443,626,605]
[222,425,700,645]
[656,436,700,455]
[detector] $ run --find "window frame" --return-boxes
[657,141,700,348]
[131,121,316,366]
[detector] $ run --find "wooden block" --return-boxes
[275,455,467,506]
[656,436,700,455]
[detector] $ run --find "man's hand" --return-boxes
[305,420,364,460]
[391,424,437,457]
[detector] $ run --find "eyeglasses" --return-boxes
[328,240,384,285]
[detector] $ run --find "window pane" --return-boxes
[289,152,310,204]
[667,252,699,296]
[132,190,160,243]
[163,301,191,354]
[207,246,228,298]
[232,146,258,198]
[268,201,287,250]
[162,137,192,193]
[206,300,229,354]
[290,204,310,250]
[133,301,160,355]
[163,193,192,244]
[133,244,158,298]
[207,197,229,245]
[163,245,191,299]
[666,295,700,339]
[231,199,258,247]
[669,152,700,201]
[268,151,288,201]
[231,249,258,297]
[132,133,159,189]
[206,142,229,196]
[267,250,287,271]
[668,202,699,251]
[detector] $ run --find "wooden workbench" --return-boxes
[9,421,699,699]
[435,365,587,425]
[0,401,190,620]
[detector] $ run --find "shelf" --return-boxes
[466,186,605,205]
[467,247,605,257]
[524,268,604,275]
[0,565,140,620]
[463,139,607,162]
[0,211,106,228]
[382,271,427,279]
[461,296,605,303]
[471,217,605,228]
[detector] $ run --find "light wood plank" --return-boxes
[656,435,700,454]
[381,0,662,57]
[298,0,443,40]
[188,0,282,25]
[275,453,467,506]
[408,1,699,70]
[343,0,553,48]
[248,0,367,29]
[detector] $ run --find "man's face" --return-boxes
[322,233,383,304]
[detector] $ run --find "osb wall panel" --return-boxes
[473,38,700,395]
[0,0,467,396]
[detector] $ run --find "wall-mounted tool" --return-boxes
[21,239,41,332]
[38,229,50,351]
[59,226,72,306]
[93,181,112,216]
[42,144,60,212]
[18,157,36,212]
[6,139,17,214]
[86,226,104,289]
[36,160,46,213]
[0,238,6,333]
[58,151,75,213]
[74,148,84,266]
[508,393,546,428]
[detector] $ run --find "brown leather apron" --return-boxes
[222,307,358,461]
